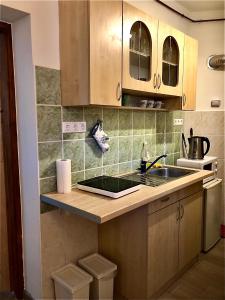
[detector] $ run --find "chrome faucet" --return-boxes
[145,154,167,173]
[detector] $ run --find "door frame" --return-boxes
[0,21,24,299]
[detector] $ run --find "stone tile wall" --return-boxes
[36,66,183,199]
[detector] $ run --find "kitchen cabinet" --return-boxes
[59,0,122,106]
[182,35,198,110]
[122,2,158,94]
[179,192,203,269]
[123,3,185,98]
[157,22,184,97]
[147,202,179,297]
[99,182,203,299]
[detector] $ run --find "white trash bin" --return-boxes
[78,253,117,300]
[51,263,93,300]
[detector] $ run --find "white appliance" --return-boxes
[177,156,222,252]
[177,156,218,183]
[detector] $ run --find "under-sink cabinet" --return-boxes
[99,182,203,299]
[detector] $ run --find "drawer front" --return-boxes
[148,182,202,215]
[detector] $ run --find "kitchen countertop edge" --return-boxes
[41,169,213,223]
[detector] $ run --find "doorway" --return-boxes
[0,21,24,299]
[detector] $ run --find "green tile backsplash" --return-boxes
[37,66,183,196]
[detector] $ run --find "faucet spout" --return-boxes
[145,154,167,173]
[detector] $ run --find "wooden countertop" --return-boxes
[41,169,212,223]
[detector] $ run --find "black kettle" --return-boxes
[188,136,210,159]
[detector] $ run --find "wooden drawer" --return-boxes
[148,182,203,215]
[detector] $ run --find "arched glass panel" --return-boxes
[129,21,152,82]
[162,36,179,87]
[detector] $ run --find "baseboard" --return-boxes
[220,224,225,238]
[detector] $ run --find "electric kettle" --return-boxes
[188,136,210,159]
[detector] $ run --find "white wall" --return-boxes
[0,1,60,298]
[190,21,224,111]
[1,0,60,69]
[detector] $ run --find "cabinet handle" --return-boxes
[180,204,184,219]
[157,74,161,89]
[153,73,157,89]
[116,82,122,101]
[183,94,186,107]
[161,197,170,202]
[176,205,180,222]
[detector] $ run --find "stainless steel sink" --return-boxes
[148,167,194,178]
[121,166,197,187]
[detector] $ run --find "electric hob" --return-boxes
[77,175,141,198]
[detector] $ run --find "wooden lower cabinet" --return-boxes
[179,192,203,270]
[99,184,203,299]
[147,202,179,297]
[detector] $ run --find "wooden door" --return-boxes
[157,22,184,96]
[123,2,158,94]
[147,202,180,297]
[182,35,198,110]
[0,106,10,291]
[89,0,122,106]
[179,192,203,270]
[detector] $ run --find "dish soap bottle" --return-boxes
[140,142,150,173]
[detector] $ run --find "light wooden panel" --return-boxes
[89,1,122,106]
[179,191,203,270]
[0,111,10,291]
[99,206,148,299]
[59,0,89,106]
[41,170,210,224]
[147,202,179,297]
[157,21,184,96]
[182,35,198,111]
[123,2,158,94]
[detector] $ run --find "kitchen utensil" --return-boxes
[190,128,193,138]
[188,136,210,159]
[182,133,188,158]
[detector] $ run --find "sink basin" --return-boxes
[121,166,197,187]
[148,167,194,178]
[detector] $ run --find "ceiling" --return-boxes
[159,0,225,21]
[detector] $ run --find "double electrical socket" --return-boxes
[173,119,183,126]
[62,122,86,133]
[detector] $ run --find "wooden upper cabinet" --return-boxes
[59,0,122,106]
[157,22,184,97]
[182,35,198,110]
[122,2,158,94]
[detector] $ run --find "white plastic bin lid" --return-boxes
[78,253,117,280]
[51,264,93,293]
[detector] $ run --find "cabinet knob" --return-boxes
[116,82,122,101]
[176,205,180,222]
[157,74,161,89]
[153,73,157,89]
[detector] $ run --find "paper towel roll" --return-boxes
[56,159,71,193]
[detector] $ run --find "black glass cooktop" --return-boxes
[77,175,140,193]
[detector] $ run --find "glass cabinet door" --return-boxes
[129,21,152,82]
[162,36,179,87]
[157,22,184,97]
[123,2,158,94]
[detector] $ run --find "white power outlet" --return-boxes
[174,118,183,126]
[62,122,86,133]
